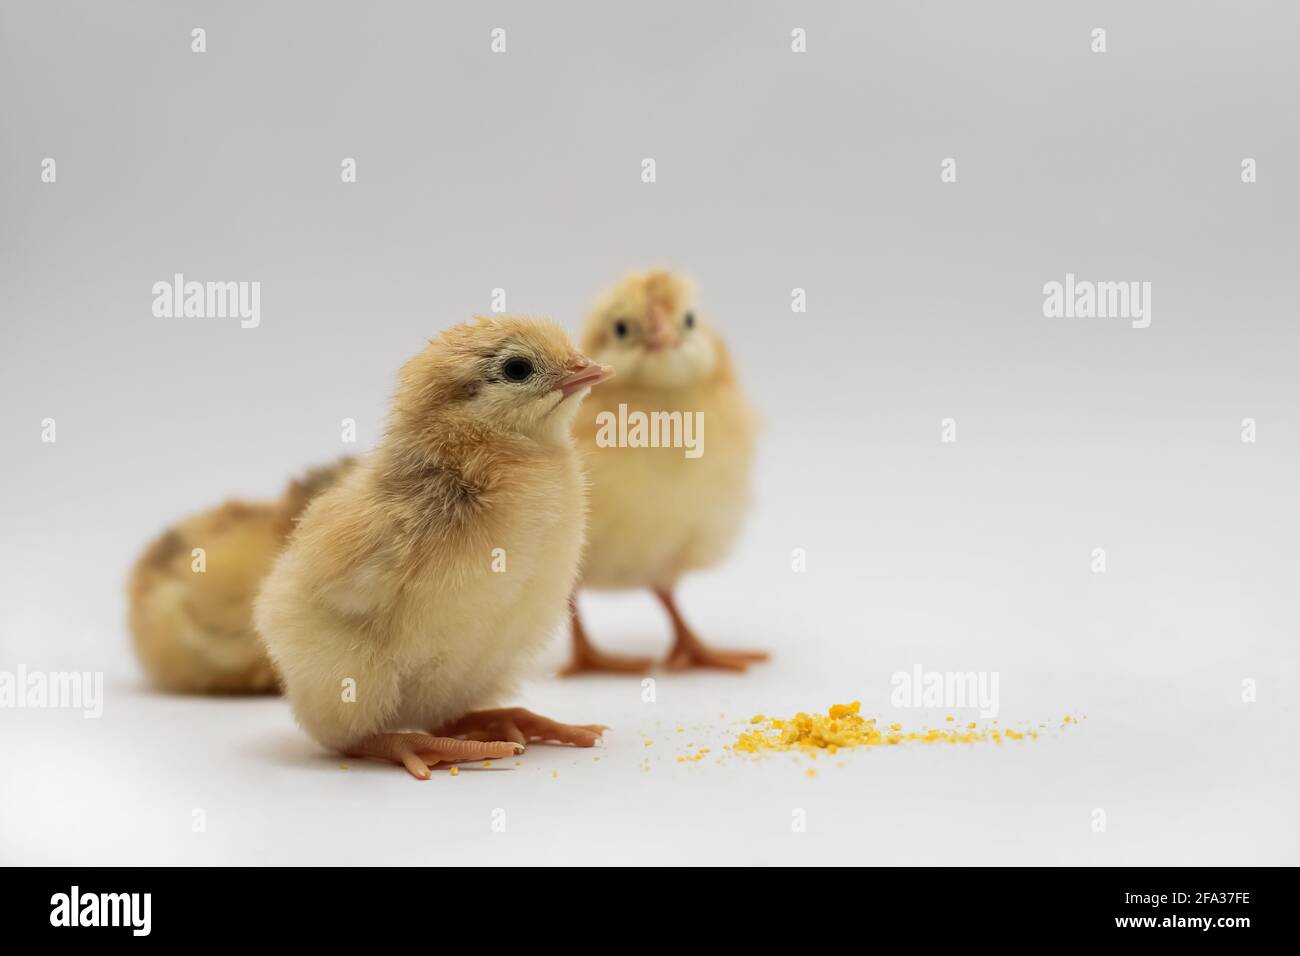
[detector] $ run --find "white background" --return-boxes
[1,1,1296,864]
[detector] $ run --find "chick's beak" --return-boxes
[557,360,614,398]
[643,310,676,352]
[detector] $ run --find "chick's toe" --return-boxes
[437,707,607,748]
[346,733,524,780]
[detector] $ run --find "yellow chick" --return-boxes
[254,316,612,778]
[564,270,768,673]
[128,458,354,693]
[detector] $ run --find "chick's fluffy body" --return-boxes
[577,271,756,590]
[254,317,589,752]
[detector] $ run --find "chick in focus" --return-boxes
[565,270,768,673]
[254,316,611,778]
[128,458,354,693]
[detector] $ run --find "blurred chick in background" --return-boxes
[128,458,354,693]
[565,270,768,673]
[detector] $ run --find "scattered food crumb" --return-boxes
[449,766,459,776]
[733,702,1073,754]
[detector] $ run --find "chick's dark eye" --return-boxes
[502,357,534,382]
[613,320,629,339]
[684,311,696,329]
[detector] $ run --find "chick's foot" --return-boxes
[560,641,655,677]
[654,588,769,672]
[560,596,653,676]
[436,707,607,748]
[345,732,523,780]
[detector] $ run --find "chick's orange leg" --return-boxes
[559,594,653,676]
[345,732,523,780]
[654,588,770,672]
[437,707,607,748]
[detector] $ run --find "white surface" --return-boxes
[2,386,1296,865]
[2,557,1295,866]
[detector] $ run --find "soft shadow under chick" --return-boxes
[254,316,612,778]
[565,270,769,674]
[128,458,354,693]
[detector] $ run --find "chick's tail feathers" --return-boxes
[126,457,355,694]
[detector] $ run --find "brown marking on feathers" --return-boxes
[139,528,186,574]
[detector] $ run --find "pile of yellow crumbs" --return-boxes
[731,702,1080,754]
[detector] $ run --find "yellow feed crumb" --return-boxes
[449,766,459,776]
[732,701,1061,754]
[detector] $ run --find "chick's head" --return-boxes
[581,270,722,391]
[393,316,611,447]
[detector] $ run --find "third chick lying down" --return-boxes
[128,457,355,694]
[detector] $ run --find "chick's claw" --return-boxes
[346,732,523,780]
[438,707,607,748]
